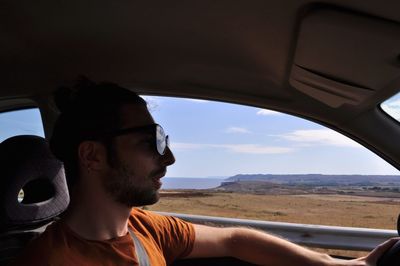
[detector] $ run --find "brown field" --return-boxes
[147,190,400,258]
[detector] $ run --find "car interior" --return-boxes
[0,135,69,265]
[1,0,400,265]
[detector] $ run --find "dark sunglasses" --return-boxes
[107,123,169,155]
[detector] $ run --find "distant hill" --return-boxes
[224,174,400,186]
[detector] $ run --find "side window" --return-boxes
[381,92,400,122]
[0,108,45,142]
[144,96,400,234]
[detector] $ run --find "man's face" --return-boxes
[101,104,175,207]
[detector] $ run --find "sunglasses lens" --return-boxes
[156,125,167,155]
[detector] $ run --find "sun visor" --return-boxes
[290,9,400,107]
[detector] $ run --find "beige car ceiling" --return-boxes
[1,0,400,167]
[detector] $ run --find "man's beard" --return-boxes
[102,161,161,208]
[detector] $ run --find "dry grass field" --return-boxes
[147,190,400,257]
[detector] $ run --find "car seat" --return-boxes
[0,135,70,265]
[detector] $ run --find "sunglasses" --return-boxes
[107,123,170,155]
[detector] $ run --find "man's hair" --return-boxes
[50,78,146,189]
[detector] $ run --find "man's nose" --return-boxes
[162,146,175,166]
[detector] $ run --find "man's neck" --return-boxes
[62,184,133,241]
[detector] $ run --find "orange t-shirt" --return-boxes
[13,209,195,266]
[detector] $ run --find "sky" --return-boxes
[144,95,400,177]
[1,94,400,178]
[0,108,45,141]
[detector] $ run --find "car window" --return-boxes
[0,108,45,203]
[381,92,400,122]
[143,96,400,232]
[0,108,45,142]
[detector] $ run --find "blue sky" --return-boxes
[0,108,45,141]
[1,94,400,178]
[144,96,400,177]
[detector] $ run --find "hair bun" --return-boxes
[54,76,97,112]
[54,86,74,112]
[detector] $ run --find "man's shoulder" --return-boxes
[24,222,61,249]
[129,208,162,226]
[129,208,178,226]
[129,208,194,237]
[130,207,158,217]
[130,208,167,221]
[12,222,66,265]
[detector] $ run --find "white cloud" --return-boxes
[170,142,293,154]
[281,129,360,148]
[171,142,204,150]
[256,109,282,116]
[225,127,251,134]
[215,144,293,154]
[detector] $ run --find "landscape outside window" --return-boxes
[381,92,400,122]
[143,96,400,233]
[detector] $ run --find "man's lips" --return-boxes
[152,169,167,189]
[153,170,166,180]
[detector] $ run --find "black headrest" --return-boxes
[0,135,70,230]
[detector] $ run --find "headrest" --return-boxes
[0,135,70,230]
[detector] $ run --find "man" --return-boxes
[14,79,398,265]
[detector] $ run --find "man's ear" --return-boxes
[78,141,107,171]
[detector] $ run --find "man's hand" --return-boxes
[347,238,400,266]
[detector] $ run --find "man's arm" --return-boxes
[185,224,399,266]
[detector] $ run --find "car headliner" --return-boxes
[1,0,400,169]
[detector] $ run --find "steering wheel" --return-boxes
[377,240,400,266]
